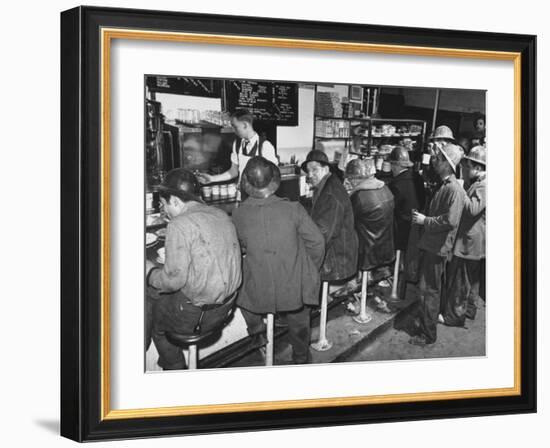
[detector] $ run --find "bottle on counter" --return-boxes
[202,186,212,201]
[227,183,237,200]
[211,185,220,201]
[220,184,229,200]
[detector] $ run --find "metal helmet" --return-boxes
[159,168,202,202]
[242,156,281,198]
[440,143,464,172]
[388,145,413,167]
[464,145,486,166]
[430,125,456,142]
[163,168,201,195]
[345,157,376,179]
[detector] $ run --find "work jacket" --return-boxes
[418,174,465,258]
[149,202,242,306]
[389,169,425,250]
[453,173,486,260]
[310,173,358,281]
[232,195,325,313]
[350,177,395,271]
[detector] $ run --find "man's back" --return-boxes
[310,173,358,281]
[157,202,242,305]
[350,180,395,271]
[389,169,424,250]
[233,195,324,312]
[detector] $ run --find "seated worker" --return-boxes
[145,169,242,370]
[301,150,358,284]
[196,109,278,193]
[442,146,486,327]
[345,158,395,294]
[232,157,325,364]
[410,143,465,346]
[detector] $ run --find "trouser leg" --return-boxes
[145,292,154,353]
[443,256,469,327]
[239,307,266,336]
[152,330,186,370]
[151,293,190,370]
[396,249,408,300]
[478,258,486,302]
[417,251,445,343]
[151,291,235,370]
[285,306,311,364]
[465,259,481,320]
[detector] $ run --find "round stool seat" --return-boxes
[166,327,219,348]
[165,292,237,349]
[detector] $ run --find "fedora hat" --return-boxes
[301,149,330,173]
[242,156,281,199]
[430,125,456,143]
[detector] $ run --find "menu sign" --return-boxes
[226,80,298,126]
[146,76,222,98]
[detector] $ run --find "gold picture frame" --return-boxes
[61,6,536,441]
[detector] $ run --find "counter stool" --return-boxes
[166,294,236,370]
[353,271,373,324]
[390,250,402,300]
[311,281,333,351]
[265,313,274,366]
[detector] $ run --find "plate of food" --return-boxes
[146,232,158,247]
[146,213,169,226]
[156,247,166,264]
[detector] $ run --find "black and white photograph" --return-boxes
[55,3,537,442]
[144,75,487,371]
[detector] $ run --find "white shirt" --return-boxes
[230,132,278,177]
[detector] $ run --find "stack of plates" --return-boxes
[156,247,165,264]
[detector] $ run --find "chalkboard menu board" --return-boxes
[226,80,298,126]
[146,76,222,98]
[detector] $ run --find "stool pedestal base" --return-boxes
[311,338,333,352]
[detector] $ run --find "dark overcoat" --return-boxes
[350,178,395,271]
[388,169,425,250]
[232,195,325,313]
[310,173,358,281]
